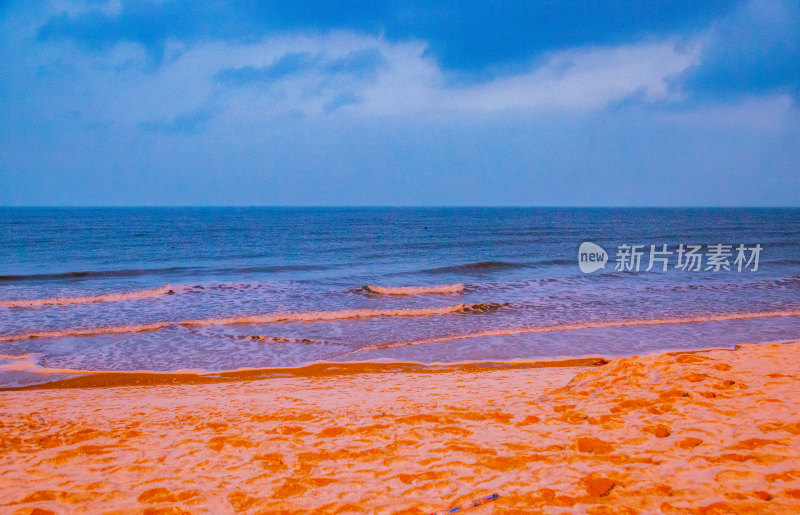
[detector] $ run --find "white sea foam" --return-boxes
[0,304,469,343]
[0,285,183,308]
[365,283,465,295]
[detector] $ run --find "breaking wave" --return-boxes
[456,302,509,314]
[363,283,464,295]
[0,285,183,308]
[0,303,474,343]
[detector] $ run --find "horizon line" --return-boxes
[1,205,800,209]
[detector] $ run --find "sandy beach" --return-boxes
[1,342,799,514]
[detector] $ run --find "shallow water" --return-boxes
[1,207,798,386]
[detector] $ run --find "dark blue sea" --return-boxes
[1,207,798,387]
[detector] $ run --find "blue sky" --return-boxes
[1,0,798,206]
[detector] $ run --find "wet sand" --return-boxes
[1,342,799,514]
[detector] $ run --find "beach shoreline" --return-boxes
[1,342,799,514]
[0,356,609,392]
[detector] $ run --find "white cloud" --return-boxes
[371,40,700,115]
[208,34,702,119]
[5,15,706,129]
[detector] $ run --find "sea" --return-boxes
[1,207,798,388]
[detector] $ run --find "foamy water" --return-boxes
[1,207,799,387]
[364,283,465,295]
[0,284,183,308]
[0,303,469,343]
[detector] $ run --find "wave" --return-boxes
[456,301,509,314]
[535,258,575,266]
[335,309,800,357]
[654,275,800,294]
[249,336,335,345]
[0,284,183,308]
[764,259,800,266]
[0,304,472,343]
[0,267,196,282]
[363,283,464,295]
[209,333,341,345]
[212,264,331,274]
[420,261,533,274]
[0,264,331,283]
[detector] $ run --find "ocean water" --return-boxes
[0,207,798,387]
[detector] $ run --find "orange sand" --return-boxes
[1,343,799,514]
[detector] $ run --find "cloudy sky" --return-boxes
[1,0,798,206]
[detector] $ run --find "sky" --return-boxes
[0,0,798,206]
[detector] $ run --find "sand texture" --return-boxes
[1,342,799,514]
